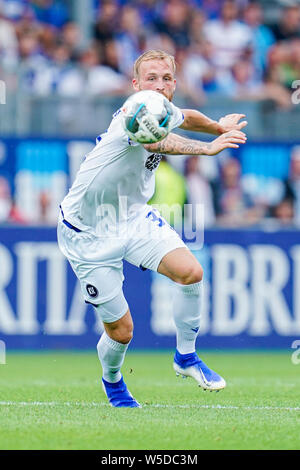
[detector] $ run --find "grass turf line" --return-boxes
[0,351,299,450]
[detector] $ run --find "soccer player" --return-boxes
[57,50,247,408]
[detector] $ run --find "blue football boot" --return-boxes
[102,376,141,408]
[173,350,226,391]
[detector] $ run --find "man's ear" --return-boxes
[132,78,139,91]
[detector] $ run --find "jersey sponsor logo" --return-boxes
[145,153,163,171]
[86,284,99,298]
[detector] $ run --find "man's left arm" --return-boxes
[179,109,248,135]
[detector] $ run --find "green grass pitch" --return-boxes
[0,350,299,450]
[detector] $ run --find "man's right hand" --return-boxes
[206,130,247,156]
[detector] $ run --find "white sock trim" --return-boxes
[101,331,130,353]
[174,280,203,296]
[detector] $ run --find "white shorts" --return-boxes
[57,205,186,308]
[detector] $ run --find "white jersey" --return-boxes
[60,102,184,233]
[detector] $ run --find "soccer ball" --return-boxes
[121,90,173,144]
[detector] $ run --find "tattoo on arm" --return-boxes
[144,133,213,155]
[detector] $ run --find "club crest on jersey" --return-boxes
[145,153,163,171]
[86,284,98,298]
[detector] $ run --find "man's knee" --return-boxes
[110,325,133,344]
[104,310,134,344]
[178,264,203,285]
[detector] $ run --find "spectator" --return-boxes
[102,39,124,74]
[143,32,176,59]
[18,30,52,95]
[94,0,119,46]
[195,0,220,20]
[288,39,300,87]
[14,5,41,48]
[242,170,289,219]
[265,41,292,90]
[0,3,19,69]
[18,30,41,61]
[264,39,300,101]
[1,0,30,21]
[270,5,300,42]
[79,45,129,96]
[173,46,207,105]
[136,0,161,27]
[45,42,82,96]
[61,22,83,62]
[216,58,261,97]
[154,0,191,48]
[24,42,82,96]
[242,2,275,78]
[0,175,27,224]
[287,145,300,225]
[31,0,69,28]
[38,24,58,58]
[216,58,292,109]
[203,0,254,72]
[188,8,207,44]
[181,39,219,102]
[184,155,216,229]
[270,197,295,226]
[115,5,145,77]
[215,157,263,227]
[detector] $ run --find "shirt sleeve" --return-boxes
[168,101,185,131]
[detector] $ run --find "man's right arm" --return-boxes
[143,130,247,156]
[179,109,248,135]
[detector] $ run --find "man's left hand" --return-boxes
[218,114,248,133]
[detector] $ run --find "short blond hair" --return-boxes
[133,50,176,78]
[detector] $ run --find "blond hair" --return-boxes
[133,50,176,78]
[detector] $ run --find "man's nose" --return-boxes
[156,79,164,90]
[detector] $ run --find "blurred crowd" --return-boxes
[0,0,299,106]
[152,144,300,229]
[1,142,300,228]
[1,0,300,228]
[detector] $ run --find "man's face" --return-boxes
[222,1,238,22]
[132,58,176,101]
